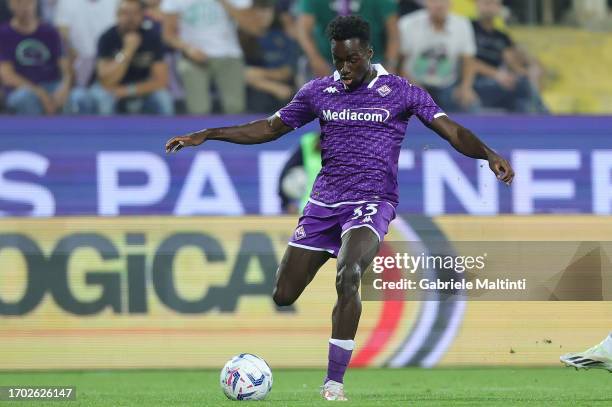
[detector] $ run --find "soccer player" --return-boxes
[561,333,612,372]
[165,15,514,400]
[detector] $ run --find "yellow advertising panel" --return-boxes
[0,217,416,370]
[0,216,610,370]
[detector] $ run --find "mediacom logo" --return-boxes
[322,108,390,123]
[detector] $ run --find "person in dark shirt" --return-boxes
[0,0,72,115]
[84,0,173,114]
[471,0,547,113]
[241,0,299,113]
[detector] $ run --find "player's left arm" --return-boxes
[428,116,514,185]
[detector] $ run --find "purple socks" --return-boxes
[325,339,354,384]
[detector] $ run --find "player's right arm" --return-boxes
[167,79,318,153]
[165,115,293,153]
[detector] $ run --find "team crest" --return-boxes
[377,85,392,97]
[294,225,307,240]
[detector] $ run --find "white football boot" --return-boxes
[560,334,612,372]
[320,380,348,401]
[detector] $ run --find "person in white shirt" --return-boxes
[398,0,478,112]
[161,0,266,114]
[54,0,119,87]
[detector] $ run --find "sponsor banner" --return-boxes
[1,215,611,369]
[1,116,612,216]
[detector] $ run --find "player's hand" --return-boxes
[165,132,207,153]
[488,153,514,185]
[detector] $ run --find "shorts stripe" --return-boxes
[340,224,381,242]
[288,242,335,254]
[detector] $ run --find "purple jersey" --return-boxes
[277,64,445,206]
[0,22,63,87]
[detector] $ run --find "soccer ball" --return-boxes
[220,353,273,401]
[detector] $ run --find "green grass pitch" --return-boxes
[0,367,610,406]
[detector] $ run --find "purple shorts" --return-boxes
[288,199,396,257]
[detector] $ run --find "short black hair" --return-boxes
[325,15,371,47]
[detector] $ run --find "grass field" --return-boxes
[0,367,611,406]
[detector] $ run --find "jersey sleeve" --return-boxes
[404,82,446,125]
[276,81,317,129]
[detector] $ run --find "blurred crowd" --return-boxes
[0,0,549,116]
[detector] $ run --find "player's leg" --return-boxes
[560,332,612,372]
[272,245,332,307]
[321,227,379,401]
[333,227,379,339]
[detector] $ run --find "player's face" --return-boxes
[117,1,144,32]
[330,39,373,89]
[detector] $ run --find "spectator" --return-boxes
[240,0,299,113]
[161,0,266,115]
[297,0,399,78]
[85,0,173,115]
[276,0,298,40]
[54,0,119,87]
[471,0,547,113]
[0,0,72,115]
[399,0,478,112]
[143,0,163,35]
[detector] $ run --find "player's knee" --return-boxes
[335,263,361,298]
[272,287,296,307]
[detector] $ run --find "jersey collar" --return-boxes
[333,64,389,89]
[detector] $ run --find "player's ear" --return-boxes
[366,46,373,61]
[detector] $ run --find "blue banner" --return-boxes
[0,115,611,216]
